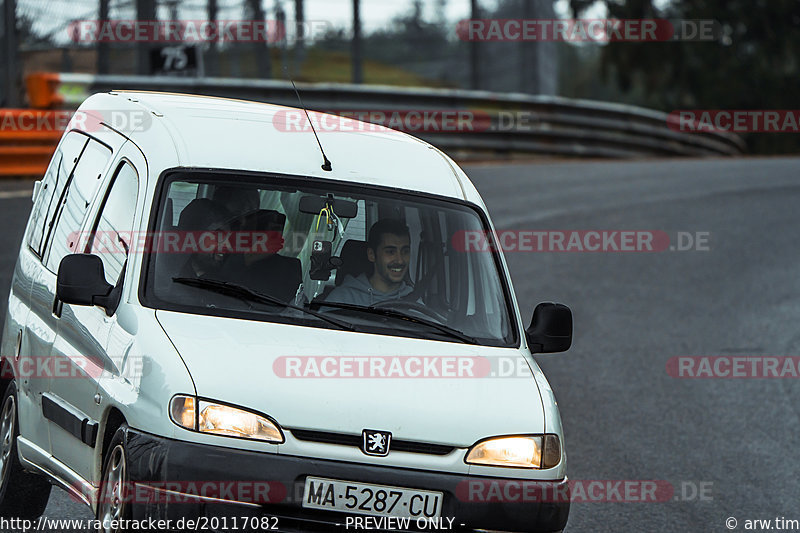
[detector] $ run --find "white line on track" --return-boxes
[0,189,32,200]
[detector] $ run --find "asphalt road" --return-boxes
[2,156,799,532]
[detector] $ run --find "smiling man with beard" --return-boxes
[327,219,413,306]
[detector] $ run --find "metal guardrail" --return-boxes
[40,73,744,158]
[3,73,742,178]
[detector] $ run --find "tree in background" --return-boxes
[340,0,455,84]
[324,0,562,93]
[569,0,800,153]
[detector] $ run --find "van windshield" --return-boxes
[141,172,517,347]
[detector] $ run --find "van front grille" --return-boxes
[289,429,456,456]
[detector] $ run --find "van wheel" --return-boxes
[96,425,132,533]
[0,381,52,518]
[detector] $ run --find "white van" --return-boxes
[0,92,572,532]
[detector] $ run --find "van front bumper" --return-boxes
[125,429,569,533]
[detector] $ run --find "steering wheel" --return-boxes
[371,299,449,323]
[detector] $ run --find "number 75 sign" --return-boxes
[150,45,200,75]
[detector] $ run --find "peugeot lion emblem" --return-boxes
[362,429,392,457]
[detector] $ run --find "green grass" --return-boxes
[220,47,447,88]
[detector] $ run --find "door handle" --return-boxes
[52,296,62,319]
[14,330,22,361]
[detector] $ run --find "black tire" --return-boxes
[96,425,132,533]
[0,381,52,518]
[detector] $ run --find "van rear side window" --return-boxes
[44,139,112,272]
[26,131,88,257]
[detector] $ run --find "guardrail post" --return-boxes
[519,0,531,92]
[352,0,363,84]
[135,0,156,75]
[206,0,219,76]
[0,0,20,107]
[97,0,110,74]
[469,0,480,90]
[276,2,287,75]
[247,0,272,78]
[294,0,305,76]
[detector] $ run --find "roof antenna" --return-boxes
[289,78,332,172]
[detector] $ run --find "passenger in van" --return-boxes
[176,198,230,279]
[212,186,260,217]
[326,219,413,306]
[227,209,302,303]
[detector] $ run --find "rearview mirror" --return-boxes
[299,195,358,219]
[56,254,114,309]
[526,303,572,354]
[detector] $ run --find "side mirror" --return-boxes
[56,254,114,309]
[526,303,572,354]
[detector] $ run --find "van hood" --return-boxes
[156,311,545,447]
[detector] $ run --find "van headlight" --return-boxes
[170,395,284,443]
[465,435,560,469]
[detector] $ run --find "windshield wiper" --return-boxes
[312,301,477,344]
[172,277,356,332]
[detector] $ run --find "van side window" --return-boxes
[26,132,88,257]
[87,162,139,285]
[44,139,112,272]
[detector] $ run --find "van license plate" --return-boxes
[302,476,443,519]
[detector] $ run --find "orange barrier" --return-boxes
[0,109,64,178]
[0,72,73,178]
[26,72,64,110]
